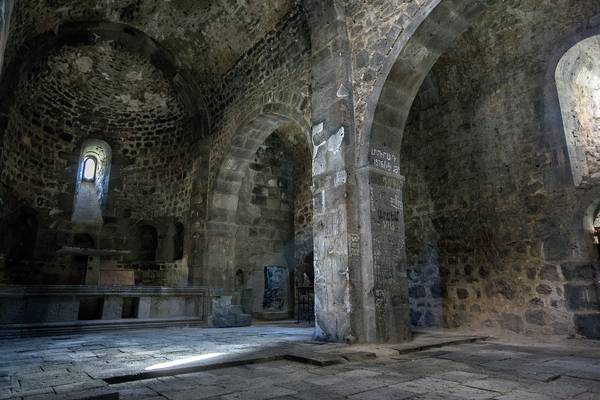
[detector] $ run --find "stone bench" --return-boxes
[0,285,210,326]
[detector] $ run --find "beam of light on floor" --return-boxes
[144,353,225,371]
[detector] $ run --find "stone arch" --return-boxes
[348,0,492,343]
[568,186,600,264]
[205,103,310,294]
[541,29,600,188]
[358,0,491,168]
[536,29,600,337]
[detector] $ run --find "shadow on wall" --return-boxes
[7,208,38,262]
[135,224,158,262]
[174,222,184,261]
[407,245,444,329]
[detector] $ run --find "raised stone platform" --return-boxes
[0,285,210,333]
[209,296,252,328]
[0,317,206,339]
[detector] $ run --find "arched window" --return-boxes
[82,156,97,182]
[556,35,600,187]
[72,140,112,224]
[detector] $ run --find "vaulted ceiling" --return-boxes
[4,0,292,90]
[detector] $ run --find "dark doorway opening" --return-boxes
[174,222,184,261]
[8,210,38,261]
[138,225,158,262]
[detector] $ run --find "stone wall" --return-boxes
[0,38,194,284]
[234,132,295,315]
[2,0,291,100]
[234,133,295,274]
[207,6,311,189]
[0,0,12,80]
[401,0,600,336]
[556,35,600,187]
[291,133,313,266]
[1,41,193,218]
[344,0,433,142]
[202,6,312,293]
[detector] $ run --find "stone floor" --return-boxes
[1,324,599,400]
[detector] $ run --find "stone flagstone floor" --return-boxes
[1,325,599,399]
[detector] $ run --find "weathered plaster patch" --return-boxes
[337,83,350,98]
[75,56,93,73]
[327,127,345,155]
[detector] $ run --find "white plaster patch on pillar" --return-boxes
[337,83,350,98]
[334,170,347,187]
[327,127,345,154]
[312,122,328,175]
[312,122,325,147]
[313,152,326,176]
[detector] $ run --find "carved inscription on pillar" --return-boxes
[369,169,410,342]
[369,148,400,175]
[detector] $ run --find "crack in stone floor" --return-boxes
[0,325,599,399]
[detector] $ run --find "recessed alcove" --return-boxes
[556,35,600,187]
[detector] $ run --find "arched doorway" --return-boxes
[204,103,312,322]
[556,35,600,187]
[231,129,312,319]
[360,0,600,338]
[205,104,311,292]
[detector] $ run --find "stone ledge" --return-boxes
[0,285,210,297]
[0,317,207,338]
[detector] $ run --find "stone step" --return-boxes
[259,311,290,321]
[574,312,600,339]
[210,312,252,328]
[103,348,345,384]
[391,333,489,354]
[210,296,252,328]
[228,305,243,314]
[0,317,207,339]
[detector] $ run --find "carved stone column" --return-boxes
[304,0,411,343]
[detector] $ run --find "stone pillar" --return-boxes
[304,0,411,343]
[102,296,122,320]
[0,0,12,80]
[187,150,208,287]
[0,0,13,172]
[357,166,411,343]
[303,0,360,343]
[0,254,6,284]
[137,297,151,318]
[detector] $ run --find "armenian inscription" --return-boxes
[370,148,400,174]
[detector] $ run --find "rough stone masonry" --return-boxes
[0,0,599,344]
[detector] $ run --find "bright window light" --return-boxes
[82,157,97,181]
[144,353,225,371]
